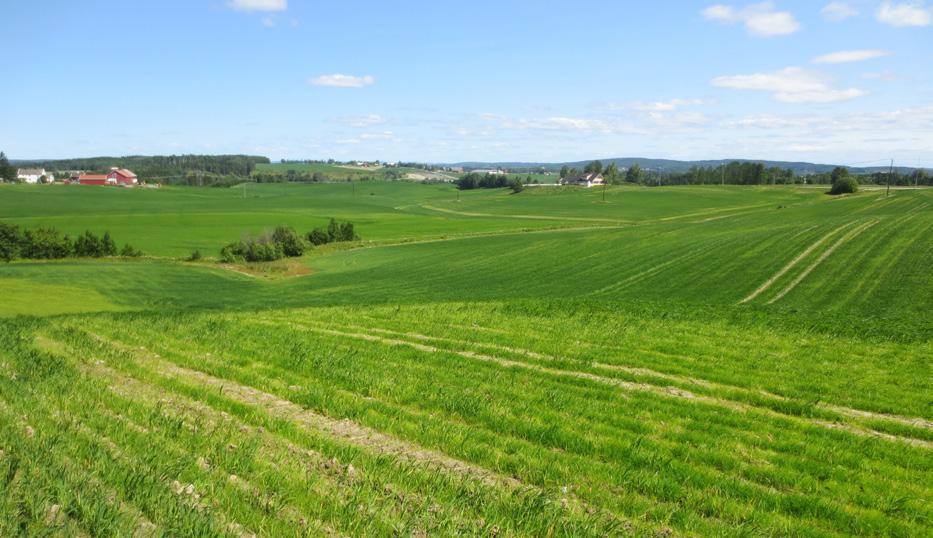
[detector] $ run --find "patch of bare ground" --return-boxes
[215,257,311,280]
[289,323,931,449]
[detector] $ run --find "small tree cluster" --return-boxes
[828,167,858,195]
[307,218,358,246]
[0,222,140,262]
[221,234,284,263]
[220,221,359,263]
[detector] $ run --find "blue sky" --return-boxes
[2,1,932,166]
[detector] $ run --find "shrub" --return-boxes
[219,235,283,263]
[509,180,524,193]
[829,176,858,195]
[306,228,329,246]
[338,221,357,242]
[272,225,305,257]
[73,231,104,257]
[121,244,143,257]
[187,249,202,261]
[0,222,23,262]
[21,228,72,259]
[101,232,118,256]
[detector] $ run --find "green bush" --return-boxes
[121,244,143,257]
[306,228,329,246]
[829,176,858,195]
[73,231,104,257]
[220,235,283,263]
[21,228,72,259]
[307,219,359,247]
[0,222,23,262]
[272,225,305,257]
[187,249,202,261]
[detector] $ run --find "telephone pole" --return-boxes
[887,159,893,197]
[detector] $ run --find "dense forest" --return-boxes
[16,155,269,184]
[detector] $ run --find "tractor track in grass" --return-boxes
[75,332,638,534]
[283,321,932,448]
[766,219,879,304]
[420,204,628,224]
[301,321,933,433]
[740,221,857,304]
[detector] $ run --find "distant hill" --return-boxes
[447,158,917,175]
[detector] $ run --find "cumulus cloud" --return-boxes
[712,67,866,103]
[228,0,287,12]
[813,50,890,64]
[701,2,800,36]
[309,74,376,88]
[876,1,931,26]
[821,2,858,21]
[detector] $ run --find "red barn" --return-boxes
[76,174,113,186]
[108,168,138,185]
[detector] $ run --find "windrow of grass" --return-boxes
[39,308,930,537]
[1,318,636,537]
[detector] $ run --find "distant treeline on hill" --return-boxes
[556,160,931,187]
[17,155,270,184]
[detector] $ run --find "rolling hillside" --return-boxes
[0,182,930,536]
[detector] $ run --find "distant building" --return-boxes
[16,168,53,184]
[560,172,604,188]
[108,168,138,185]
[73,168,139,186]
[471,169,505,175]
[76,174,113,186]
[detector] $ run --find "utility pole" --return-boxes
[721,161,725,186]
[887,159,893,197]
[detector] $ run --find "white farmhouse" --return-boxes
[559,172,604,188]
[16,168,54,184]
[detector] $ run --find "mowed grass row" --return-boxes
[11,306,924,537]
[1,319,630,537]
[252,303,931,423]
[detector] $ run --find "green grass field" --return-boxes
[0,182,930,536]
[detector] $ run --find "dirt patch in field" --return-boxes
[215,258,311,280]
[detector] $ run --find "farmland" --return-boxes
[0,182,930,536]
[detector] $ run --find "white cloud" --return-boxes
[821,2,858,21]
[261,16,276,27]
[628,99,707,111]
[340,114,386,127]
[309,74,376,88]
[702,2,800,36]
[359,131,394,140]
[712,67,866,103]
[877,1,931,26]
[228,0,287,12]
[525,117,610,131]
[813,49,890,64]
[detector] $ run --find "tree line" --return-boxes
[561,160,931,187]
[219,219,358,263]
[10,155,269,184]
[0,222,141,262]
